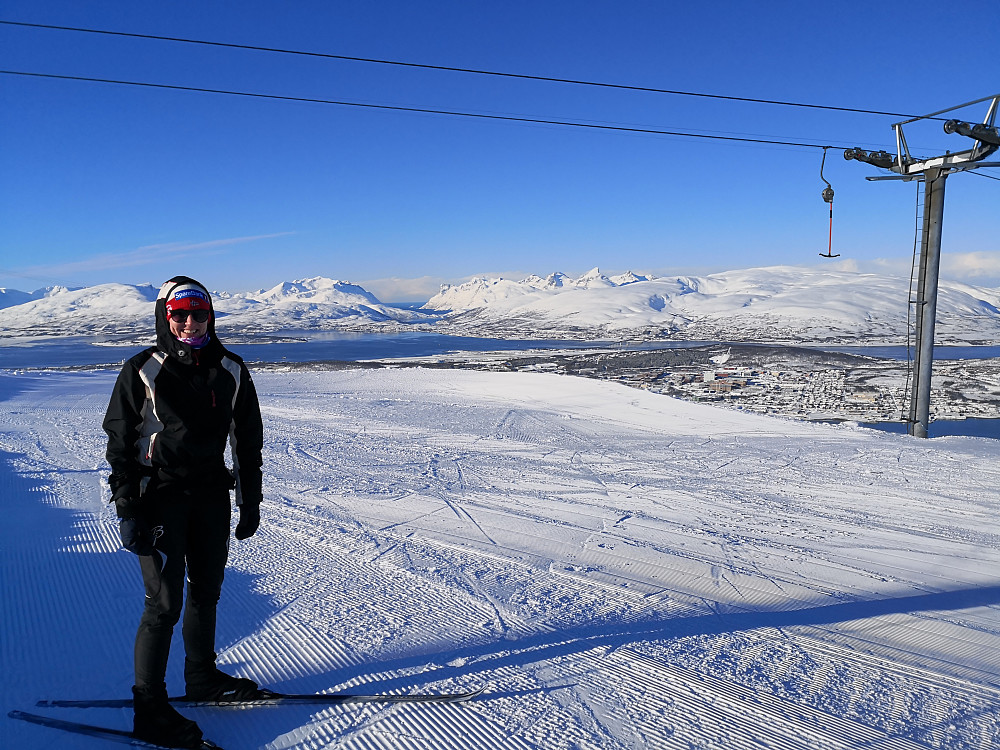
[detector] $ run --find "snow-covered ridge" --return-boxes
[0,277,436,338]
[428,266,1000,344]
[428,267,646,308]
[212,276,430,328]
[0,284,89,310]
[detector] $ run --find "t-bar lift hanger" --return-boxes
[819,147,839,258]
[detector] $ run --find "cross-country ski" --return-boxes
[37,687,486,709]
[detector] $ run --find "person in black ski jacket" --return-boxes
[103,276,265,748]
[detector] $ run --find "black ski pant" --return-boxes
[134,485,231,690]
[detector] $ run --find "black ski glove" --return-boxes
[114,495,154,556]
[119,517,155,556]
[235,502,260,540]
[114,494,144,520]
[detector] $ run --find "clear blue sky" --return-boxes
[1,0,998,301]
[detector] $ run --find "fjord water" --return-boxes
[0,331,708,369]
[6,332,1000,371]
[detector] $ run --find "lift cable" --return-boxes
[0,19,935,121]
[0,69,841,150]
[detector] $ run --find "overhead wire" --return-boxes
[0,19,932,120]
[0,69,839,150]
[0,20,988,160]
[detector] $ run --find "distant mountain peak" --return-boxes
[611,271,649,285]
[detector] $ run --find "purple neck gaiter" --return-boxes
[178,334,211,348]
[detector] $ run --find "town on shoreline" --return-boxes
[361,343,1000,425]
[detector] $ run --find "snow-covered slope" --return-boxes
[1,367,998,748]
[0,286,49,310]
[429,266,1000,343]
[0,283,160,336]
[214,277,432,329]
[428,266,641,308]
[0,277,435,338]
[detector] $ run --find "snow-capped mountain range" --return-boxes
[426,266,1000,343]
[0,277,432,339]
[3,267,1000,343]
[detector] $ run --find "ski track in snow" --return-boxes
[1,367,998,749]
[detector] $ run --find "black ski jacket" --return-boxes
[103,286,263,508]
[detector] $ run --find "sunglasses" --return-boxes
[169,309,211,323]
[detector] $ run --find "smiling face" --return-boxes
[168,309,210,340]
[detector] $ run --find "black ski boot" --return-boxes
[184,665,263,701]
[132,684,203,749]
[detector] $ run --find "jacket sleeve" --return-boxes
[231,362,264,507]
[102,360,147,502]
